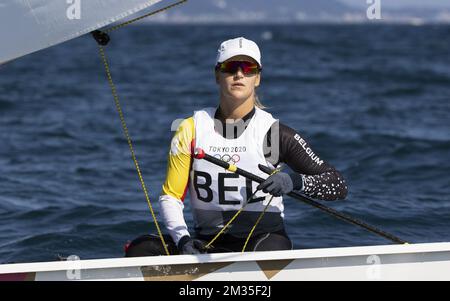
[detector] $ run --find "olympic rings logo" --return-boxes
[214,153,241,164]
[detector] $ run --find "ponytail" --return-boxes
[254,94,266,109]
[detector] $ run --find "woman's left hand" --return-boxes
[256,166,294,197]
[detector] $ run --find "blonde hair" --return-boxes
[254,69,266,109]
[254,94,266,109]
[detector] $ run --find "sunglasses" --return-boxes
[216,61,261,75]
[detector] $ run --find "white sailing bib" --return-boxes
[188,107,285,236]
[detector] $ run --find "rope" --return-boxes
[93,1,190,256]
[241,169,280,252]
[204,190,259,249]
[205,168,281,250]
[105,0,188,33]
[97,45,170,255]
[242,195,275,252]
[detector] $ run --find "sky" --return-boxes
[339,0,450,9]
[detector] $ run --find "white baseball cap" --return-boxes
[216,37,262,68]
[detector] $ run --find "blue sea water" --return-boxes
[0,24,449,263]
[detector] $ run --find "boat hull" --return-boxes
[1,242,449,281]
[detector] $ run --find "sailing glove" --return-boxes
[257,165,301,197]
[177,236,207,255]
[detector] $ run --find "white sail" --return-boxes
[0,0,163,64]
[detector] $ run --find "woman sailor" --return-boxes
[125,37,347,256]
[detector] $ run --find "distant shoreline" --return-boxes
[128,21,450,26]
